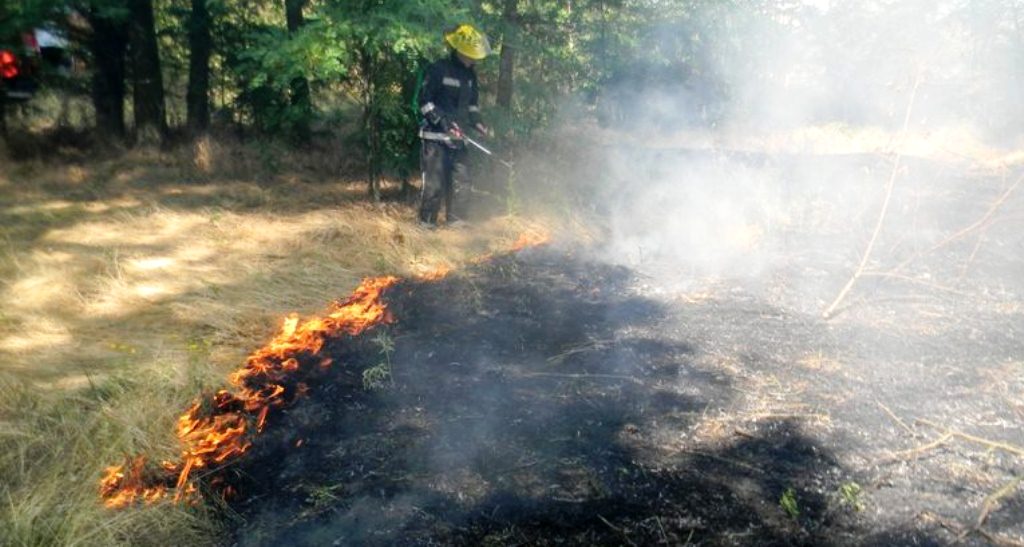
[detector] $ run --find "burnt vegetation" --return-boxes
[221,232,1023,545]
[229,249,851,545]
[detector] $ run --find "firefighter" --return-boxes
[417,24,491,227]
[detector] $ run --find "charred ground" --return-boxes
[212,149,1023,546]
[225,249,846,545]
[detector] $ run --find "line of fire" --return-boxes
[99,233,548,509]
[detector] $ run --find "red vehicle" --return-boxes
[1,27,68,101]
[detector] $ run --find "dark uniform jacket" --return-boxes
[419,52,482,138]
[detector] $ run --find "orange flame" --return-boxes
[416,264,451,281]
[510,231,550,251]
[100,231,550,508]
[100,276,398,508]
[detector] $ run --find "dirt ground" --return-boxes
[209,147,1023,546]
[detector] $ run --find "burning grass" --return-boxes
[0,146,573,546]
[100,275,399,508]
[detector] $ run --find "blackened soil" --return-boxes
[216,238,1019,547]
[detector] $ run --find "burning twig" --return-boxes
[822,73,923,320]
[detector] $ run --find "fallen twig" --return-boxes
[598,514,637,547]
[879,432,953,464]
[655,516,669,544]
[546,339,614,364]
[916,419,1024,457]
[894,171,1023,274]
[876,400,918,438]
[859,271,967,296]
[733,428,756,439]
[920,510,1024,547]
[822,73,922,320]
[965,476,1024,540]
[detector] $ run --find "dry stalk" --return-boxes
[958,230,988,280]
[546,339,614,364]
[859,271,966,296]
[894,170,1023,274]
[916,419,1024,457]
[920,510,1024,547]
[876,400,917,438]
[966,476,1024,539]
[823,73,922,320]
[598,514,637,547]
[879,432,953,464]
[890,418,1024,540]
[655,516,669,544]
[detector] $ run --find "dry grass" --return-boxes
[0,143,580,546]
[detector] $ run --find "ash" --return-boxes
[228,231,1024,545]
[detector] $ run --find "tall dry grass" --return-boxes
[0,140,574,546]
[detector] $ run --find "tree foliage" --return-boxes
[3,1,1023,166]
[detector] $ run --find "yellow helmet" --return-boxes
[444,24,491,60]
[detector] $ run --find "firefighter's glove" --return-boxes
[448,122,465,140]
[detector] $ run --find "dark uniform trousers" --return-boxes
[420,140,469,224]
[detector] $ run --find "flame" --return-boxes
[511,231,550,251]
[99,457,171,509]
[100,230,550,508]
[416,264,451,281]
[100,276,398,507]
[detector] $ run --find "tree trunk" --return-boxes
[88,8,128,140]
[285,0,311,139]
[0,89,7,140]
[128,0,166,145]
[361,50,381,201]
[186,0,212,134]
[496,0,518,110]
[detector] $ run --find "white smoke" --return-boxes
[568,0,1024,304]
